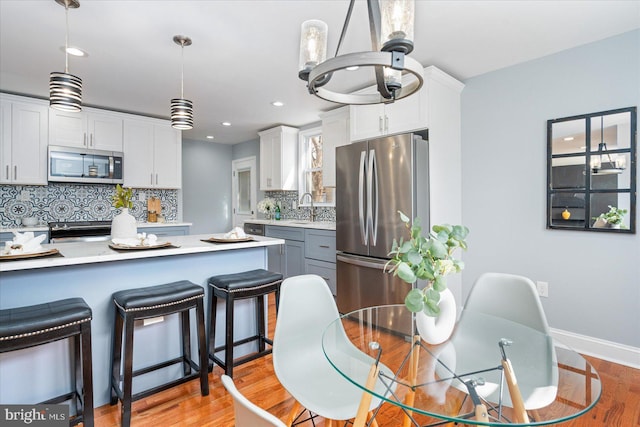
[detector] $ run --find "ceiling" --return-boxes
[1,1,638,145]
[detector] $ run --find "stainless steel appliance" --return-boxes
[49,221,112,243]
[336,132,429,314]
[48,145,124,184]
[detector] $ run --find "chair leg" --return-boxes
[256,295,266,352]
[180,310,191,376]
[80,321,94,427]
[195,298,209,396]
[367,412,379,427]
[285,400,301,427]
[208,293,218,365]
[121,316,135,427]
[402,335,421,427]
[224,294,235,377]
[110,312,124,406]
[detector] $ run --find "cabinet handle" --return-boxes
[83,132,87,146]
[319,245,330,248]
[90,133,93,147]
[379,116,383,132]
[384,115,389,133]
[14,165,17,180]
[155,173,159,185]
[5,165,8,180]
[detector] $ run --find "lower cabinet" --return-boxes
[305,258,336,296]
[265,226,305,278]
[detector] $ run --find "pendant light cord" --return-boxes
[64,1,69,73]
[181,42,185,98]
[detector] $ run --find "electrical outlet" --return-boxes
[536,281,549,298]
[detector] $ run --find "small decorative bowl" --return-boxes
[22,217,38,227]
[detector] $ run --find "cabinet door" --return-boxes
[10,101,48,185]
[49,109,87,148]
[153,124,181,189]
[320,107,349,187]
[349,103,385,142]
[267,244,284,275]
[284,239,305,278]
[123,119,155,188]
[259,130,277,190]
[385,87,427,135]
[88,111,123,151]
[0,99,11,184]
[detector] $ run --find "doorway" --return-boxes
[231,156,257,227]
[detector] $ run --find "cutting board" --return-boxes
[147,197,161,213]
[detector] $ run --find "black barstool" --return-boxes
[207,269,283,377]
[0,298,94,427]
[109,281,209,427]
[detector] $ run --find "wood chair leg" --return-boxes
[403,335,421,427]
[285,400,301,427]
[353,362,380,427]
[502,358,530,424]
[367,411,379,427]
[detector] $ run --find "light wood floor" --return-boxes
[94,295,640,427]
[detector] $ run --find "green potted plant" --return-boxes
[593,205,627,229]
[111,184,137,239]
[111,184,133,209]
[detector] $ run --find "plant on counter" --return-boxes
[257,197,276,217]
[593,205,628,228]
[386,211,469,317]
[111,184,134,209]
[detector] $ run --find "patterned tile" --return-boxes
[0,183,178,227]
[263,191,336,222]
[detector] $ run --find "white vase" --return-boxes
[415,287,457,345]
[111,208,137,239]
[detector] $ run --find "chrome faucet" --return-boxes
[299,192,315,222]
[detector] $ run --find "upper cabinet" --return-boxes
[49,107,123,152]
[320,106,350,188]
[0,94,48,185]
[349,74,428,142]
[259,125,298,191]
[123,117,182,189]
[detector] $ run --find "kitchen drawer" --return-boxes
[305,229,336,263]
[305,258,337,296]
[137,225,190,237]
[265,225,305,242]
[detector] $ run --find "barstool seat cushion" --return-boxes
[113,280,204,312]
[0,297,91,341]
[208,269,283,292]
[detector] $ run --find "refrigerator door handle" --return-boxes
[358,150,368,245]
[337,253,387,271]
[368,149,379,246]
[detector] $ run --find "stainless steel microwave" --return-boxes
[48,145,124,184]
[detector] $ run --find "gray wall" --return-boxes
[182,138,233,234]
[232,138,263,202]
[461,30,639,347]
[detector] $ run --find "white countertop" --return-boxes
[0,233,283,273]
[245,219,335,230]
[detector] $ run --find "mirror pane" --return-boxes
[590,193,631,230]
[552,119,586,155]
[551,156,586,189]
[550,193,586,228]
[590,152,631,190]
[589,112,632,152]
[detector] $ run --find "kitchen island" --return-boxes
[0,234,284,407]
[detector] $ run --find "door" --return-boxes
[232,156,257,227]
[367,134,414,258]
[336,140,369,256]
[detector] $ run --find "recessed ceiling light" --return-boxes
[346,66,359,71]
[61,46,88,57]
[563,137,574,141]
[271,101,284,107]
[221,122,231,126]
[206,135,214,139]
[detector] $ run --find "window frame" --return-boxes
[298,126,334,207]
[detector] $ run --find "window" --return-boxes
[299,127,334,205]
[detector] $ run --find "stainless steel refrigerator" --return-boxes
[336,132,429,314]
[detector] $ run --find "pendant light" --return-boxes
[49,0,82,112]
[298,0,423,105]
[171,35,193,130]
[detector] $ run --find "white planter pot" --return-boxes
[111,208,137,239]
[415,287,457,345]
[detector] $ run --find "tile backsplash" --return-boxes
[0,184,178,227]
[263,191,335,222]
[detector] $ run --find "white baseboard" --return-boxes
[550,327,640,369]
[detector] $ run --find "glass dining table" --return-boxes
[322,305,601,426]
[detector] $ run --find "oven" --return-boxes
[49,221,112,243]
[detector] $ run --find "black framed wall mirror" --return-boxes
[547,106,637,233]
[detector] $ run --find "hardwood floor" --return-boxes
[94,295,640,427]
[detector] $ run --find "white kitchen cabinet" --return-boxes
[123,118,182,189]
[320,106,349,187]
[258,125,298,191]
[49,107,123,151]
[349,74,428,142]
[0,94,48,185]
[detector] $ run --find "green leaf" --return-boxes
[423,299,441,317]
[398,211,410,224]
[399,241,413,254]
[396,262,416,283]
[432,276,447,292]
[432,224,453,234]
[405,289,424,312]
[407,248,422,265]
[428,238,448,259]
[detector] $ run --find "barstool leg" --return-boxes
[207,293,218,370]
[196,298,209,396]
[81,321,94,427]
[224,293,235,377]
[121,316,135,427]
[180,310,191,376]
[256,295,266,353]
[110,313,124,406]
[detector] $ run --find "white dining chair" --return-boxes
[221,374,287,427]
[272,274,392,426]
[443,272,558,421]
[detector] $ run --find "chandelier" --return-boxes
[298,0,423,105]
[49,0,82,112]
[171,35,194,130]
[591,116,626,175]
